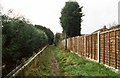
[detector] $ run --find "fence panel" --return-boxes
[73,37,75,53]
[104,32,110,66]
[67,38,71,51]
[61,27,120,71]
[100,33,105,64]
[90,33,98,60]
[96,34,98,60]
[116,29,120,70]
[86,35,89,57]
[88,35,90,58]
[77,36,80,54]
[109,31,116,68]
[81,36,85,56]
[75,36,84,56]
[74,37,77,53]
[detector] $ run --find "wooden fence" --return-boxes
[4,45,48,78]
[61,28,120,72]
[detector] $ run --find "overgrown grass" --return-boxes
[54,46,120,76]
[27,46,52,76]
[37,46,52,76]
[27,45,120,76]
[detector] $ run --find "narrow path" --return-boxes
[19,45,119,76]
[50,46,60,76]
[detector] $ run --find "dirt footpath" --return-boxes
[50,50,60,76]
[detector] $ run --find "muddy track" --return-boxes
[50,49,60,76]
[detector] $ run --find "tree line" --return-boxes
[2,14,54,76]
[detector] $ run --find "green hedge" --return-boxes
[2,15,51,76]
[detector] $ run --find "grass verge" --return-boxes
[26,46,52,76]
[37,46,52,76]
[54,46,120,76]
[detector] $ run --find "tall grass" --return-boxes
[54,46,120,76]
[37,47,52,76]
[26,46,120,76]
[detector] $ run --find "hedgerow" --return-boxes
[2,15,53,76]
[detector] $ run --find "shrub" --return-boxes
[2,15,48,76]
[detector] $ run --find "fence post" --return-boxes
[90,35,92,59]
[97,31,100,63]
[77,36,79,54]
[108,32,110,66]
[114,30,117,69]
[84,35,86,57]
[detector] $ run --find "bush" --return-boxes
[35,25,54,45]
[2,15,48,76]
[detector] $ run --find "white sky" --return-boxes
[0,0,119,34]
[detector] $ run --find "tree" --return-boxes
[35,25,54,45]
[60,1,83,50]
[2,14,48,76]
[60,1,83,37]
[54,33,61,46]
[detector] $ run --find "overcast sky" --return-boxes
[0,0,119,34]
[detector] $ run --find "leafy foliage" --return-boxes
[2,15,48,63]
[60,1,83,37]
[2,14,53,76]
[35,25,54,45]
[54,33,61,46]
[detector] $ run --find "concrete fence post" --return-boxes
[97,31,100,63]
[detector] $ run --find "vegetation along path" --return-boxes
[30,45,120,76]
[50,46,60,76]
